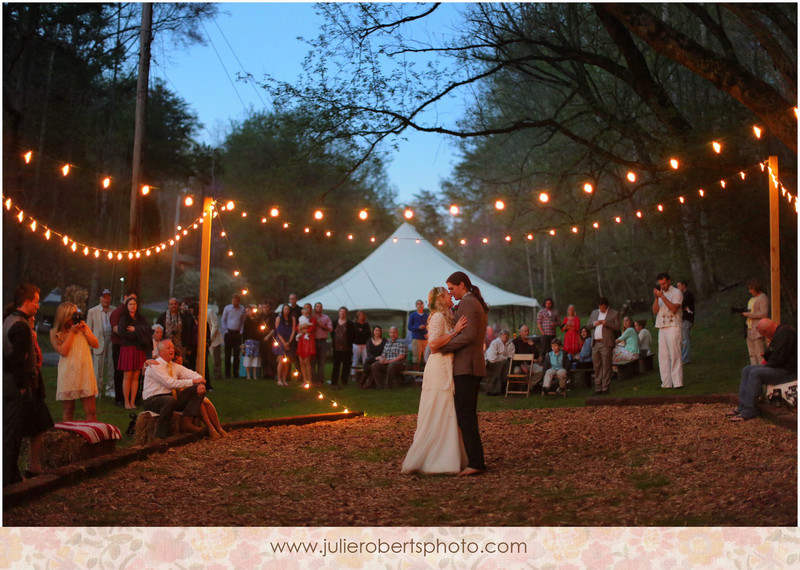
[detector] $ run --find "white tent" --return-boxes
[298,222,539,312]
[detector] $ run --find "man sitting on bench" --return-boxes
[729,318,796,422]
[142,340,208,443]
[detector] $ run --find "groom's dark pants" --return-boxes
[454,374,486,470]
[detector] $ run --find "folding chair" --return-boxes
[505,354,535,397]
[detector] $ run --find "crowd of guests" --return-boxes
[3,273,794,486]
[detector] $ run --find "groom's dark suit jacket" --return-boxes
[440,292,487,377]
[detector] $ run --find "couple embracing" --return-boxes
[401,271,488,476]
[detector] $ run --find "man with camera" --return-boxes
[652,272,683,389]
[729,318,796,421]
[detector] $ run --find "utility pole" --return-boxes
[196,197,214,377]
[127,3,152,294]
[768,156,781,323]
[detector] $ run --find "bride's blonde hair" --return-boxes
[427,287,453,327]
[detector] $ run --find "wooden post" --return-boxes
[127,3,152,293]
[768,156,780,323]
[196,197,213,378]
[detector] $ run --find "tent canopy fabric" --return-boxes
[298,222,539,312]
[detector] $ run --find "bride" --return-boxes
[401,286,468,474]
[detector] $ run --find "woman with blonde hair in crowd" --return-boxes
[401,286,468,474]
[295,303,316,385]
[50,302,99,421]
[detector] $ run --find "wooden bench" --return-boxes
[637,353,654,374]
[400,370,424,386]
[614,359,640,380]
[569,367,594,388]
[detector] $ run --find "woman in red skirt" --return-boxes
[296,303,316,385]
[117,296,150,409]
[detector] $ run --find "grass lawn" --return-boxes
[37,288,753,445]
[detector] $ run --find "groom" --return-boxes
[440,271,488,476]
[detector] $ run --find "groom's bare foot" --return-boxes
[457,467,483,477]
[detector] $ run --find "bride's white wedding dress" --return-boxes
[401,312,467,474]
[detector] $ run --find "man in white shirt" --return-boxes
[587,296,620,395]
[86,288,113,398]
[652,272,684,389]
[221,294,247,378]
[142,340,207,443]
[484,329,515,395]
[207,303,223,379]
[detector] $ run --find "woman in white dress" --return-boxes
[401,287,468,474]
[50,302,99,421]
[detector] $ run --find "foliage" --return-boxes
[215,109,399,301]
[262,3,796,309]
[3,3,217,305]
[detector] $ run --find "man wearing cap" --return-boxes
[87,289,114,398]
[730,318,797,421]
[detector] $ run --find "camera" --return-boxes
[71,311,86,325]
[730,306,747,313]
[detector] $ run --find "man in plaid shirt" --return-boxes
[370,326,408,388]
[537,298,559,354]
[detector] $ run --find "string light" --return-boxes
[61,164,70,176]
[526,233,534,240]
[241,212,247,218]
[4,198,11,210]
[358,209,368,220]
[24,151,33,164]
[261,217,267,223]
[102,177,111,189]
[669,159,679,170]
[626,172,636,183]
[460,239,466,245]
[571,226,578,234]
[270,207,280,217]
[141,185,150,196]
[449,205,460,215]
[614,216,621,223]
[482,237,489,244]
[226,201,235,210]
[592,222,599,229]
[657,204,664,212]
[404,209,414,219]
[313,210,323,220]
[636,211,643,218]
[549,229,556,236]
[583,183,593,194]
[720,180,726,188]
[698,189,705,197]
[505,235,511,242]
[494,200,505,210]
[753,126,762,139]
[184,196,193,206]
[437,240,443,246]
[712,141,721,153]
[29,220,36,232]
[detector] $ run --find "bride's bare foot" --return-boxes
[457,467,483,477]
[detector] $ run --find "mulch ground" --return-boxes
[4,403,796,526]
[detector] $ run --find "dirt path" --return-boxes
[4,404,796,526]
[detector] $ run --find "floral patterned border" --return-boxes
[1,527,797,568]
